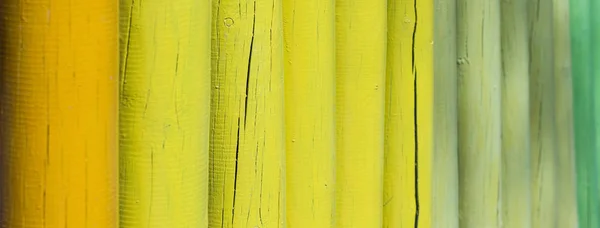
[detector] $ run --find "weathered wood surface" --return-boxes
[500,0,532,226]
[432,0,459,226]
[209,0,286,226]
[456,0,502,226]
[282,0,336,226]
[335,0,387,227]
[384,0,434,227]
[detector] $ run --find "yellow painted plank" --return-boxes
[456,0,502,226]
[209,0,286,227]
[499,0,531,226]
[282,0,335,227]
[432,0,459,226]
[118,0,211,227]
[528,0,558,226]
[335,0,386,227]
[553,0,580,225]
[384,0,434,227]
[0,0,119,227]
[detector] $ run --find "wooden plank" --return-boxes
[118,0,211,227]
[528,0,558,226]
[432,0,459,226]
[383,0,434,227]
[282,0,336,226]
[499,0,532,226]
[334,0,386,226]
[456,0,503,226]
[209,0,286,227]
[0,0,119,226]
[553,0,579,226]
[570,0,600,226]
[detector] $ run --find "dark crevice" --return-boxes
[232,117,241,225]
[244,1,257,128]
[411,1,420,227]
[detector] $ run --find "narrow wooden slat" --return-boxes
[0,0,119,226]
[569,0,600,226]
[118,0,211,226]
[383,0,434,227]
[456,0,502,226]
[209,0,286,227]
[432,0,459,226]
[528,0,558,226]
[553,0,579,226]
[282,0,336,227]
[335,0,386,226]
[499,0,531,226]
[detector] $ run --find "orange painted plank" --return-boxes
[0,0,119,227]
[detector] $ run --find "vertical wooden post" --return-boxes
[456,0,502,226]
[384,0,434,227]
[500,0,531,226]
[553,0,579,226]
[335,0,386,227]
[432,0,459,226]
[118,0,211,227]
[570,0,600,226]
[209,0,286,227]
[528,0,558,226]
[0,0,119,227]
[282,0,336,226]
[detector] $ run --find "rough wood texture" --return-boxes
[384,0,434,227]
[209,0,286,227]
[528,0,558,226]
[553,0,579,226]
[0,0,119,226]
[118,0,211,226]
[456,0,502,226]
[335,0,386,226]
[282,0,336,226]
[432,0,459,226]
[570,0,600,227]
[499,0,531,226]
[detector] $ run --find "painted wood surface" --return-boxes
[553,0,579,226]
[432,0,459,226]
[118,0,211,227]
[456,0,502,226]
[384,0,433,227]
[209,0,286,227]
[0,0,119,226]
[570,0,600,226]
[282,0,335,227]
[335,0,386,227]
[528,0,558,226]
[499,0,531,226]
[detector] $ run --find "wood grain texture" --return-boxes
[384,0,434,227]
[528,0,558,226]
[456,0,502,226]
[552,0,579,226]
[282,0,336,227]
[0,0,119,226]
[209,0,286,227]
[335,0,386,227]
[432,0,459,226]
[118,0,211,227]
[569,0,600,226]
[499,0,531,226]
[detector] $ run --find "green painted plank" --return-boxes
[499,0,531,226]
[528,0,558,226]
[432,0,459,226]
[569,0,600,226]
[553,0,580,226]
